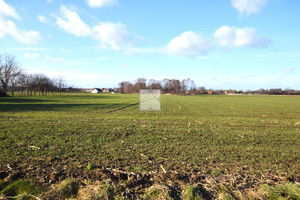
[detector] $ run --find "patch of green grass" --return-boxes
[182,185,203,200]
[59,181,79,198]
[87,163,95,170]
[0,180,45,197]
[41,179,79,199]
[143,184,174,200]
[131,166,148,172]
[96,180,125,200]
[217,184,238,200]
[210,170,221,176]
[262,183,300,200]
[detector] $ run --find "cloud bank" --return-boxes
[214,25,271,48]
[56,5,134,50]
[164,31,212,57]
[0,0,42,45]
[231,0,268,15]
[86,0,118,8]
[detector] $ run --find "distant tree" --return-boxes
[0,54,21,95]
[180,79,188,94]
[10,72,22,96]
[258,88,266,94]
[182,78,197,94]
[269,88,283,95]
[118,81,126,94]
[56,76,65,95]
[197,86,206,94]
[134,78,146,93]
[31,73,53,96]
[161,79,169,93]
[172,79,181,94]
[124,82,135,94]
[189,80,197,94]
[147,79,162,89]
[19,73,34,96]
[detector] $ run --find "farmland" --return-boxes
[0,94,299,199]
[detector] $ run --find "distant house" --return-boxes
[101,88,115,93]
[207,90,213,95]
[91,88,102,93]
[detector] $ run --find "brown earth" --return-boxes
[1,158,298,199]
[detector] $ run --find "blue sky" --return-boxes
[0,0,299,90]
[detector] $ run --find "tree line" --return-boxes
[118,78,209,95]
[0,54,66,97]
[117,78,300,95]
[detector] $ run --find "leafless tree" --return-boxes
[147,79,162,89]
[173,79,181,94]
[19,73,34,95]
[189,80,197,94]
[118,81,126,94]
[180,79,188,94]
[161,79,169,93]
[197,86,206,94]
[56,76,65,95]
[134,78,146,93]
[181,78,197,94]
[0,54,21,95]
[124,82,135,94]
[31,74,54,96]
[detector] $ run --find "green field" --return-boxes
[0,94,299,199]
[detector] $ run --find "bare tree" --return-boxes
[189,80,197,94]
[134,78,146,93]
[19,73,34,96]
[161,79,169,93]
[197,86,206,94]
[0,54,21,95]
[56,76,65,95]
[147,79,162,89]
[10,72,22,96]
[124,82,135,94]
[118,81,126,94]
[31,74,53,96]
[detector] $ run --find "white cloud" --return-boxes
[46,56,64,63]
[214,26,271,48]
[93,22,133,50]
[283,67,294,73]
[0,0,20,19]
[231,0,268,15]
[47,0,53,3]
[24,52,39,58]
[56,5,134,50]
[0,0,42,45]
[0,28,4,38]
[0,18,42,45]
[122,62,129,67]
[38,15,48,23]
[87,0,118,8]
[164,31,212,57]
[56,5,92,37]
